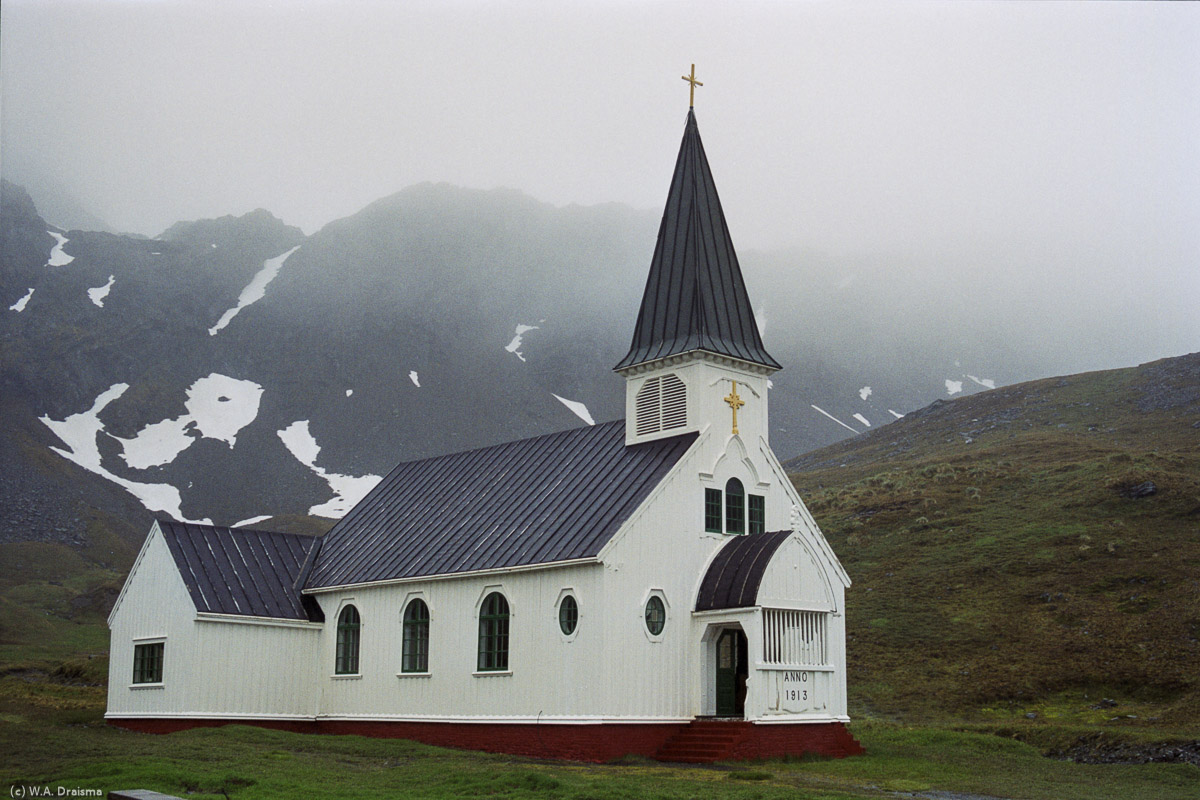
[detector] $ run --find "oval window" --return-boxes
[644,595,666,636]
[558,595,578,636]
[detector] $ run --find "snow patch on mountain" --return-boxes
[345,389,353,397]
[180,374,263,445]
[88,275,115,307]
[409,371,420,387]
[888,409,905,420]
[504,324,539,362]
[234,515,273,528]
[209,245,301,335]
[812,404,858,434]
[40,384,211,524]
[277,420,382,518]
[117,416,197,470]
[859,386,872,401]
[116,374,264,469]
[278,420,321,465]
[553,394,595,425]
[9,288,34,312]
[967,374,996,389]
[47,231,74,266]
[852,413,871,428]
[945,379,963,396]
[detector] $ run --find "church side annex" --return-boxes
[106,78,863,763]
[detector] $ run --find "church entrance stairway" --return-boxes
[653,719,753,763]
[653,718,865,763]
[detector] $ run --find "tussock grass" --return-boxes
[789,354,1200,727]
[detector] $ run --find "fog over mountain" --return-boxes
[1,2,1197,544]
[3,1,1195,382]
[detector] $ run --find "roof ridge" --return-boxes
[154,517,318,541]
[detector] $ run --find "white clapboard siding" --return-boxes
[107,525,321,720]
[313,563,606,720]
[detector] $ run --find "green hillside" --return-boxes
[787,352,1200,728]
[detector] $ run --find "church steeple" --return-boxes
[618,100,779,448]
[614,108,780,373]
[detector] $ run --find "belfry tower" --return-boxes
[616,76,780,448]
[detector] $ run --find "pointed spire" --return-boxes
[615,109,780,372]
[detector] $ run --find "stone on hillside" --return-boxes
[1117,481,1158,499]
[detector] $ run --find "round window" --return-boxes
[558,595,578,635]
[644,595,666,636]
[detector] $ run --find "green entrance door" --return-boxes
[715,629,747,717]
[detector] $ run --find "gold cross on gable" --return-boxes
[682,63,703,107]
[724,380,745,435]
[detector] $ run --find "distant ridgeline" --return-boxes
[0,174,1113,538]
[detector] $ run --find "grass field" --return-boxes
[3,693,1198,800]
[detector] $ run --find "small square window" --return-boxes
[133,642,164,684]
[704,488,723,532]
[749,495,765,535]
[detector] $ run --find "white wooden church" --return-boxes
[106,91,861,762]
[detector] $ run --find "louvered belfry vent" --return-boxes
[635,374,687,436]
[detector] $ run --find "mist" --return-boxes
[3,0,1197,379]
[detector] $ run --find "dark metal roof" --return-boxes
[615,109,780,372]
[157,519,322,621]
[306,420,697,589]
[695,530,792,611]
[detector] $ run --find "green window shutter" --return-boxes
[749,494,765,535]
[402,599,430,672]
[725,478,745,534]
[336,605,361,674]
[477,593,510,671]
[704,488,723,532]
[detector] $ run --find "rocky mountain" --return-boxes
[1,178,1055,550]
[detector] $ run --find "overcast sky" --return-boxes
[3,1,1198,368]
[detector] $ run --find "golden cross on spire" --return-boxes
[682,63,703,107]
[724,380,745,435]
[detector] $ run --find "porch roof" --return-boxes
[695,530,791,611]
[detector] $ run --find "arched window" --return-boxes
[477,592,510,672]
[402,599,430,673]
[644,595,666,636]
[725,478,745,534]
[558,594,578,636]
[335,605,361,675]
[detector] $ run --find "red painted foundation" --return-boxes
[108,717,863,762]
